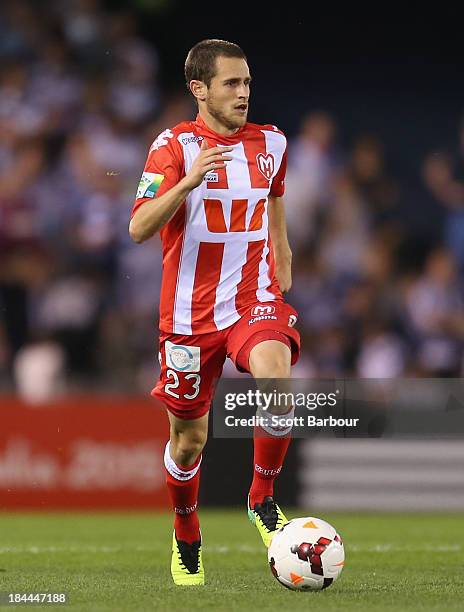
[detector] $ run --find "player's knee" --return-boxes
[171,430,207,465]
[250,352,291,379]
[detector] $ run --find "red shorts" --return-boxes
[152,301,300,420]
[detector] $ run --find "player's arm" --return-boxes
[268,195,292,293]
[129,177,192,243]
[129,140,233,243]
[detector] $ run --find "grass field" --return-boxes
[0,511,463,611]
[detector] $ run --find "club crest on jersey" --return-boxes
[165,341,200,372]
[288,314,297,327]
[256,153,275,180]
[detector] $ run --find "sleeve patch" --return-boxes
[136,173,165,199]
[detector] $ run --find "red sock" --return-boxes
[249,427,291,508]
[164,441,201,544]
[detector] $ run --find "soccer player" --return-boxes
[129,39,300,585]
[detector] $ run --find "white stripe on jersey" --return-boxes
[221,140,251,190]
[213,240,247,330]
[173,226,199,335]
[262,129,286,175]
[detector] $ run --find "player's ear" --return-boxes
[189,80,207,102]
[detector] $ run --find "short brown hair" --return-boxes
[185,39,247,91]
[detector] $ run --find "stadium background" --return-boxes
[1,0,464,513]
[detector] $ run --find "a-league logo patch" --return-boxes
[136,172,164,199]
[165,341,200,372]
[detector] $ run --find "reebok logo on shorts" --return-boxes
[165,341,200,372]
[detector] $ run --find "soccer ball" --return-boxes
[268,516,344,591]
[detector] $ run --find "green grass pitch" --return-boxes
[0,511,463,611]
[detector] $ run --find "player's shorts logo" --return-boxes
[165,341,200,372]
[288,314,297,327]
[251,305,276,316]
[256,153,275,180]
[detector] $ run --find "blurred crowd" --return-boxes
[286,113,464,380]
[1,1,464,401]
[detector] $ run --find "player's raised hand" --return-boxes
[184,138,233,189]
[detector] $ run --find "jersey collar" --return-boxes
[194,113,246,144]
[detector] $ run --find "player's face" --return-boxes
[205,56,251,131]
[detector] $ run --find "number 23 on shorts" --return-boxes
[163,340,201,401]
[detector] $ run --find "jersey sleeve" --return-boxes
[131,130,184,219]
[270,143,287,197]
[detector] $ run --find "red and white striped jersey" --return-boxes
[132,114,287,335]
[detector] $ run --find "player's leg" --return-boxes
[166,411,208,543]
[248,338,293,499]
[165,411,208,586]
[226,301,300,547]
[246,338,293,546]
[152,330,226,585]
